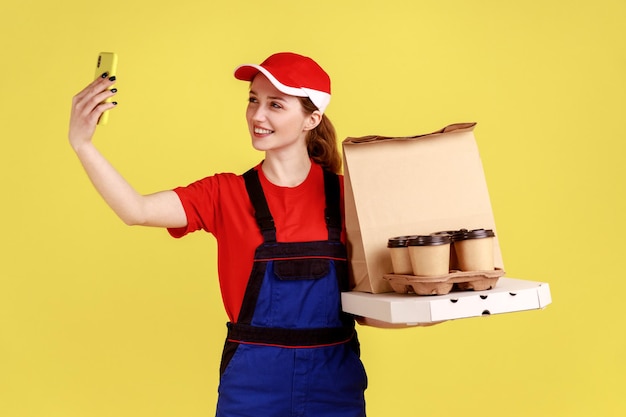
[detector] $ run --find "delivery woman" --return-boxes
[69,52,367,416]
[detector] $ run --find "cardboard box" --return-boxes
[341,277,552,324]
[343,122,503,293]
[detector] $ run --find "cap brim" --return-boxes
[233,64,262,82]
[235,64,307,98]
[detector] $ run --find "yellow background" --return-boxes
[1,0,624,416]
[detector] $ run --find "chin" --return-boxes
[251,139,272,152]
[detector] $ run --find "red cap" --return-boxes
[234,52,331,113]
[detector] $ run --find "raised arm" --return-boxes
[69,74,187,228]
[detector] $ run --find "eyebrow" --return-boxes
[249,90,289,102]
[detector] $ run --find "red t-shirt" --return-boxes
[168,162,345,322]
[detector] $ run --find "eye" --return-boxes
[248,96,258,104]
[270,101,283,109]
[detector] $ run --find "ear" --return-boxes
[303,110,323,131]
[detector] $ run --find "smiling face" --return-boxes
[246,74,321,157]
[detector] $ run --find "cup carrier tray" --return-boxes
[383,268,505,295]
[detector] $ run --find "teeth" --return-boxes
[255,127,273,134]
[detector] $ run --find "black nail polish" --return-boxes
[101,72,108,78]
[112,101,118,105]
[108,76,116,81]
[111,88,118,93]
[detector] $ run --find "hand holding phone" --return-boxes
[94,52,118,125]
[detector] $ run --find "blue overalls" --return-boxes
[216,168,367,417]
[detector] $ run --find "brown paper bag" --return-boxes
[342,122,504,293]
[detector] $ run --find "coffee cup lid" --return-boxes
[453,228,495,240]
[432,230,455,238]
[407,234,451,246]
[387,235,417,248]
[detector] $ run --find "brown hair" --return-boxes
[298,97,342,174]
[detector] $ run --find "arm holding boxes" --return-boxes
[356,316,445,328]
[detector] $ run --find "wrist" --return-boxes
[71,140,95,156]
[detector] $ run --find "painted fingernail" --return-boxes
[111,88,118,93]
[101,72,108,78]
[112,101,118,105]
[108,76,116,81]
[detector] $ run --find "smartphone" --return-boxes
[94,52,118,125]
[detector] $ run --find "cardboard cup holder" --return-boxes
[383,268,505,296]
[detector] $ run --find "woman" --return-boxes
[69,52,368,416]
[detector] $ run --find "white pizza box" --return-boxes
[341,277,551,325]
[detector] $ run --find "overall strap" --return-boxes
[243,167,342,242]
[243,168,276,242]
[323,170,342,242]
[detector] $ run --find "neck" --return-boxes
[261,152,312,187]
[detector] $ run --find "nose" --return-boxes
[249,104,267,123]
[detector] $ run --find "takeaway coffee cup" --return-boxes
[453,228,496,271]
[387,236,415,275]
[407,234,452,276]
[431,231,459,270]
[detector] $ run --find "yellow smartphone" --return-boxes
[94,52,118,125]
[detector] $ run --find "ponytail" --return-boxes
[298,97,342,174]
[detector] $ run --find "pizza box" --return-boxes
[341,277,551,325]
